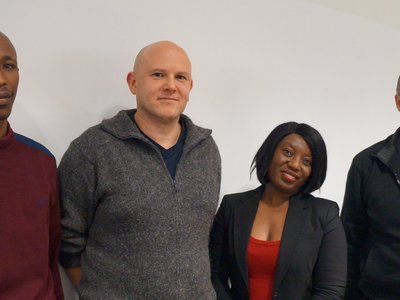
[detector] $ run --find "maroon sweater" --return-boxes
[0,125,63,300]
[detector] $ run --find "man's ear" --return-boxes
[395,95,400,112]
[127,72,137,95]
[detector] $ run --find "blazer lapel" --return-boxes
[273,193,310,290]
[233,185,264,288]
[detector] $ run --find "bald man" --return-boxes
[0,32,64,299]
[59,41,221,299]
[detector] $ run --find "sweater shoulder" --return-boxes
[15,133,55,160]
[69,123,110,151]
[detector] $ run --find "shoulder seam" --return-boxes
[15,133,54,158]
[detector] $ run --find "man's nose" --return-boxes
[164,76,176,91]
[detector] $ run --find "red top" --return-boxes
[247,236,281,300]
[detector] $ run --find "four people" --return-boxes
[341,76,400,300]
[1,31,399,300]
[0,32,64,299]
[209,122,347,299]
[58,41,221,299]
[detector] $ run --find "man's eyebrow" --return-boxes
[0,55,17,62]
[149,69,191,77]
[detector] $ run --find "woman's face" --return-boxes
[267,133,312,196]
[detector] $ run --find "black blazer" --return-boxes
[209,186,347,300]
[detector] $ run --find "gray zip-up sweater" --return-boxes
[59,109,221,300]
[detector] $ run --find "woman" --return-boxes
[209,122,347,300]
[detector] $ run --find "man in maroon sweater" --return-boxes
[0,32,64,299]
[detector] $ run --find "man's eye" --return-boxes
[3,63,18,70]
[152,72,163,78]
[176,75,187,80]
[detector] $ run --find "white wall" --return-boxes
[3,1,400,299]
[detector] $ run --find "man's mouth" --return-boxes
[158,96,178,101]
[0,92,13,106]
[0,91,12,99]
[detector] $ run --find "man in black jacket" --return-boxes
[342,75,400,300]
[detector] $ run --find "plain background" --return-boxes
[3,0,400,298]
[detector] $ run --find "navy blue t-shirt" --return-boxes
[132,114,186,179]
[154,122,186,179]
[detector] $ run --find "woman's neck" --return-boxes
[261,184,291,207]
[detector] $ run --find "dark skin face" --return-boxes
[267,133,313,197]
[0,33,19,138]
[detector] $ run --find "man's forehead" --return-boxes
[0,33,17,60]
[397,75,400,95]
[143,52,190,66]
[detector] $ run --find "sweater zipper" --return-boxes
[395,172,400,186]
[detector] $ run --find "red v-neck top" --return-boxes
[247,236,281,300]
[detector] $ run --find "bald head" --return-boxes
[133,41,191,75]
[0,32,17,59]
[397,75,400,97]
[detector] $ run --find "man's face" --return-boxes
[0,34,19,123]
[127,42,193,124]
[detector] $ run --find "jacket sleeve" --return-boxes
[49,163,65,300]
[58,142,97,269]
[209,197,234,300]
[341,159,369,300]
[311,203,347,300]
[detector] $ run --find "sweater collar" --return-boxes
[375,127,400,162]
[375,127,400,173]
[100,109,212,152]
[0,123,15,149]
